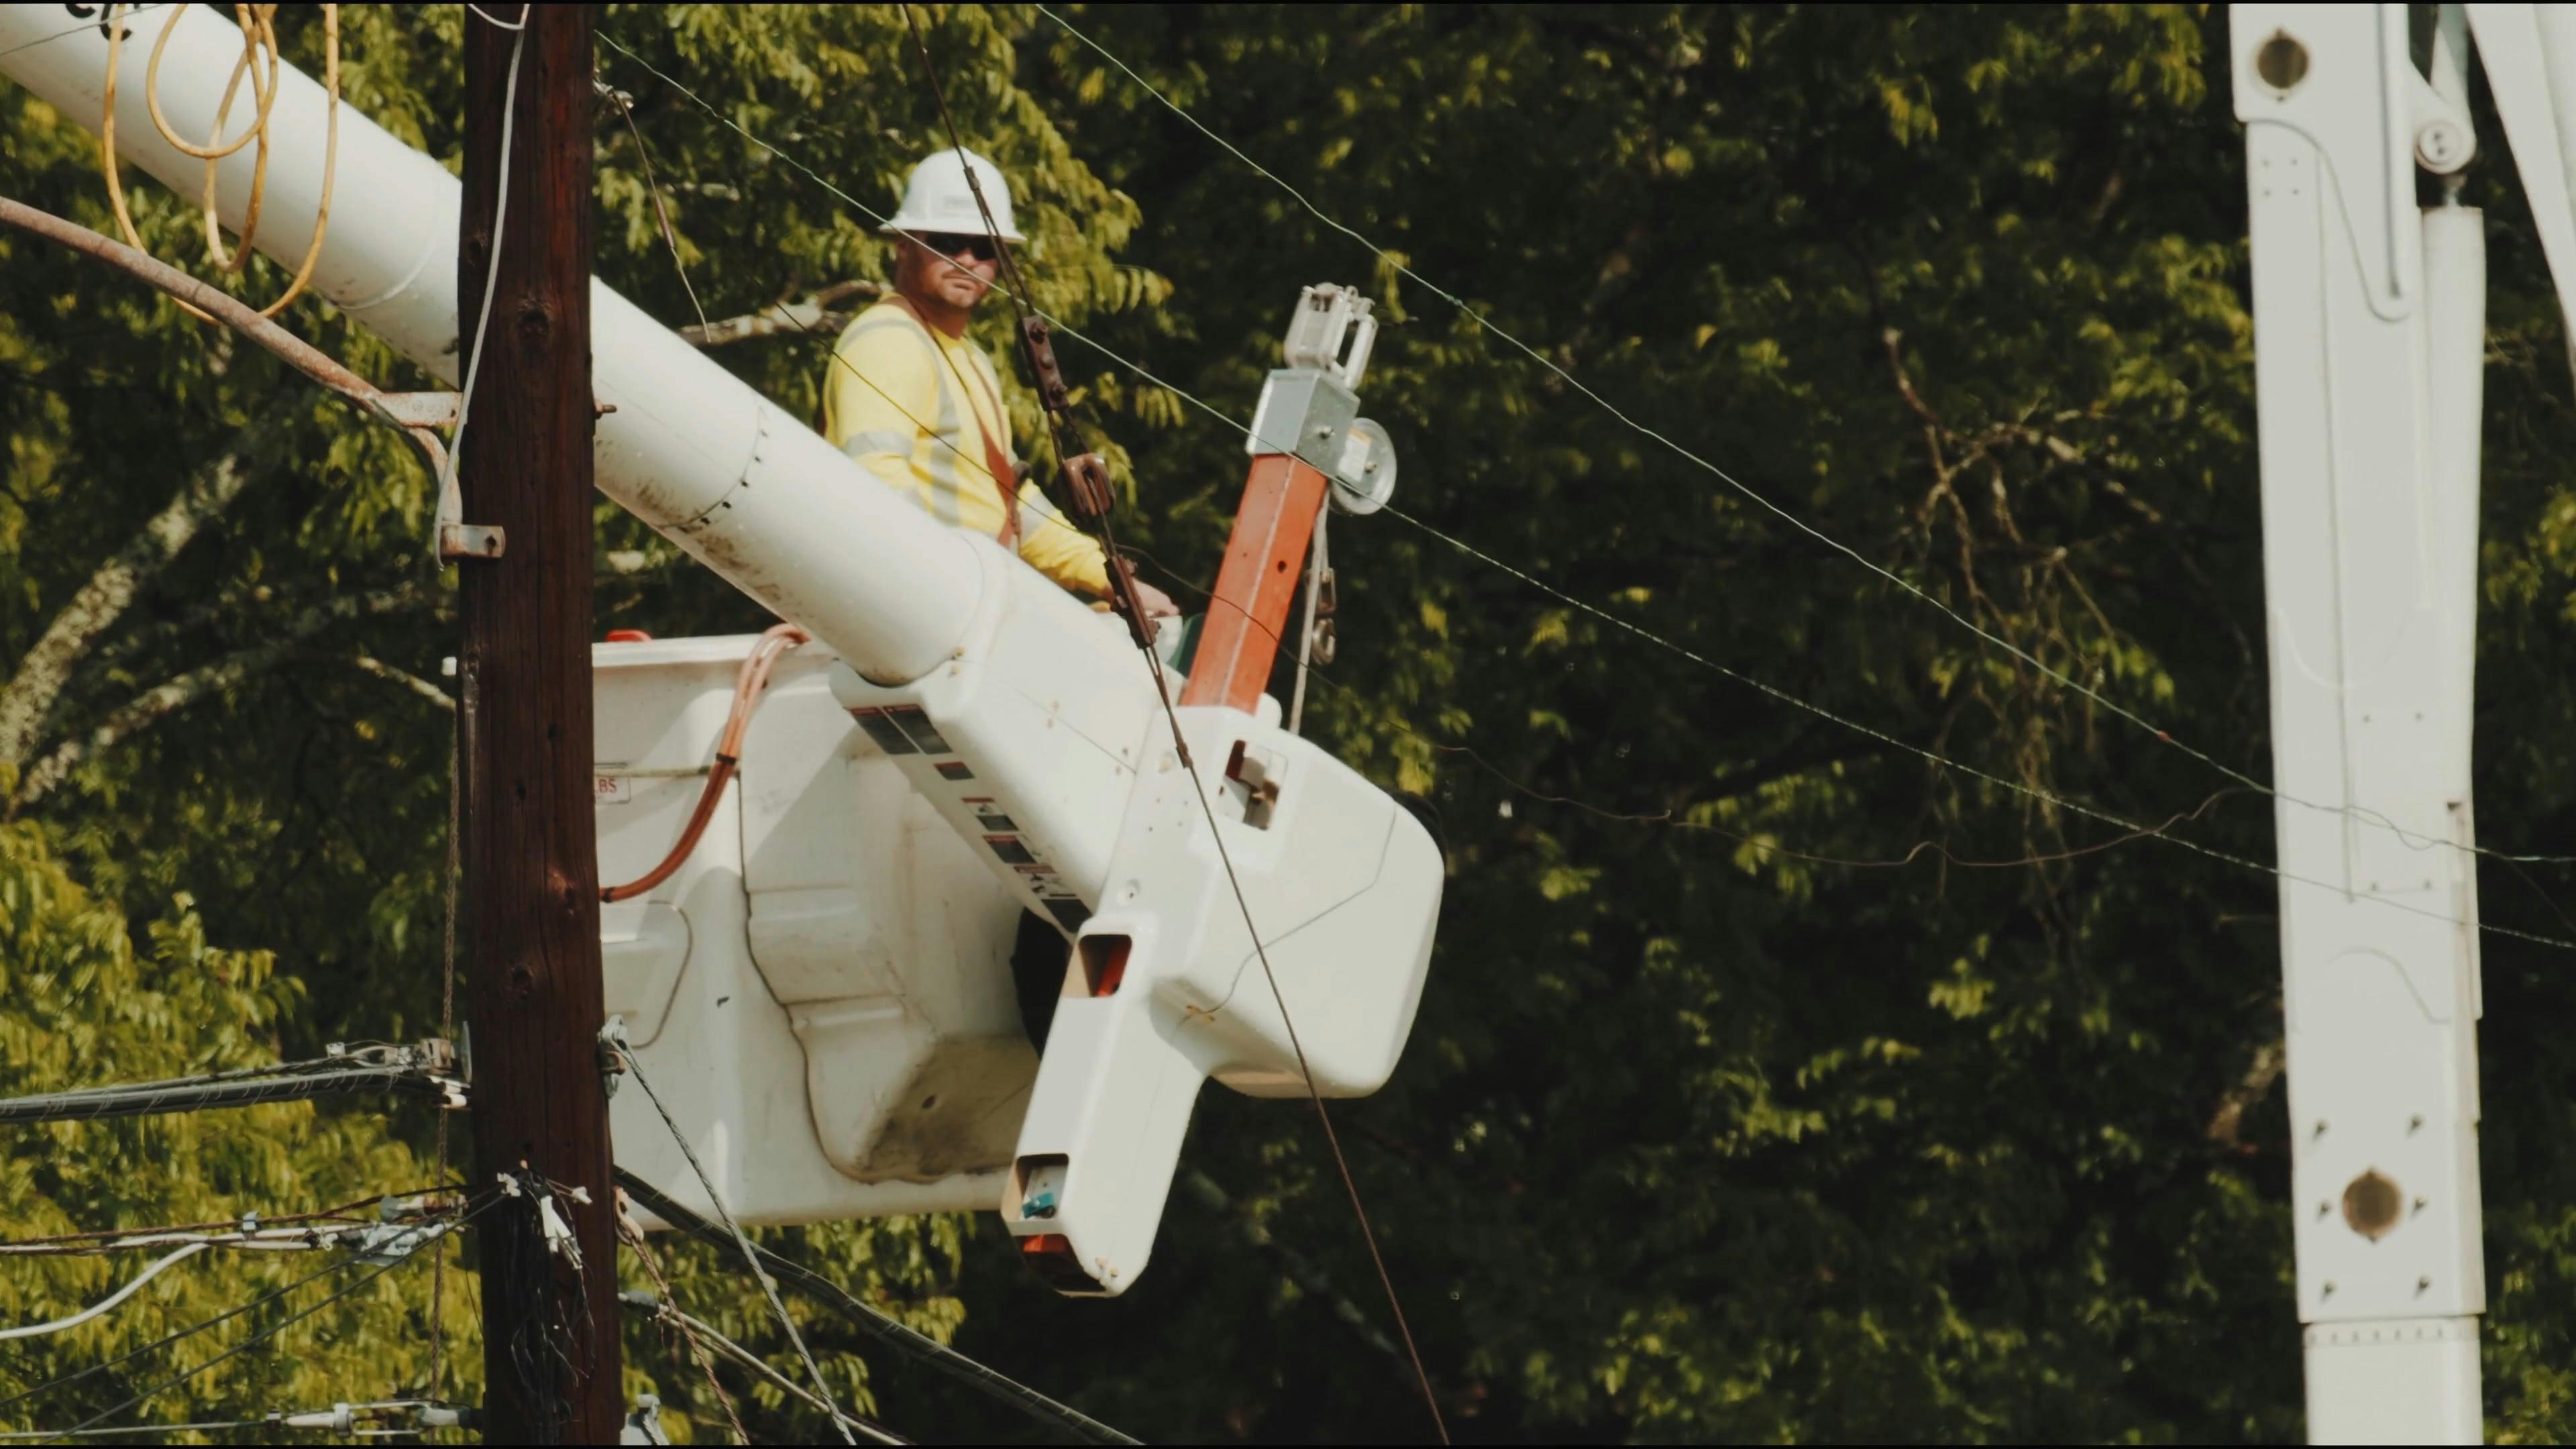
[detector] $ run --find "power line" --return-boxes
[0,1042,460,1126]
[1056,418,2576,948]
[0,1189,446,1254]
[0,1218,439,1260]
[610,22,2576,957]
[590,59,1119,573]
[0,1419,270,1440]
[1388,504,2576,950]
[27,1041,445,1099]
[0,1248,366,1418]
[0,1244,209,1342]
[5,1195,486,1438]
[617,1290,908,1446]
[44,1201,481,1440]
[602,77,710,338]
[615,1044,857,1445]
[1139,543,2263,873]
[618,1169,1138,1447]
[0,1399,455,1441]
[614,1203,752,1446]
[1030,3,2576,875]
[896,10,1449,1440]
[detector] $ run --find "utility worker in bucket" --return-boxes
[823,148,1179,623]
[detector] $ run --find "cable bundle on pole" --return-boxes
[0,1042,462,1126]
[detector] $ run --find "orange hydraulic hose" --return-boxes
[599,623,809,904]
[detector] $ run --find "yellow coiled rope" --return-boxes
[99,3,339,322]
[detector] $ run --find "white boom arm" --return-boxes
[2234,3,2576,1440]
[0,5,1441,1295]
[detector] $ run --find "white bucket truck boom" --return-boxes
[0,3,1441,1296]
[2233,3,2576,1440]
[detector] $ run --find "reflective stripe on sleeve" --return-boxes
[841,430,918,459]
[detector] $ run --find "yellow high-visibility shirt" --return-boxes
[820,300,1111,597]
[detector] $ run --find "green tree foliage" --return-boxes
[0,820,448,1431]
[0,3,1146,1438]
[13,3,2576,1444]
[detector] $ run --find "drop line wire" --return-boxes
[619,1048,857,1446]
[607,23,2576,959]
[619,1169,1138,1447]
[896,9,1450,1442]
[1031,3,2576,873]
[24,1045,414,1099]
[433,7,527,529]
[0,1245,209,1344]
[0,1196,462,1413]
[427,1,526,1399]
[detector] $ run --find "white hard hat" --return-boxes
[881,147,1025,244]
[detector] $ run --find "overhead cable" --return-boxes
[618,1169,1139,1447]
[615,1047,856,1445]
[0,1187,444,1254]
[0,1244,208,1342]
[0,1216,438,1258]
[0,1399,460,1441]
[1031,3,2576,873]
[0,1196,468,1416]
[1139,568,2269,874]
[1389,504,2576,949]
[614,1199,751,1446]
[0,1254,355,1417]
[0,1043,462,1126]
[618,1290,908,1446]
[435,8,528,531]
[596,25,2576,957]
[897,12,1448,1440]
[35,1195,490,1441]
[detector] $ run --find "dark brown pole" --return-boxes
[460,5,621,1442]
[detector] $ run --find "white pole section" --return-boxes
[2231,6,2485,1442]
[0,5,981,686]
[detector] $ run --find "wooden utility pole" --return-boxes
[459,6,621,1442]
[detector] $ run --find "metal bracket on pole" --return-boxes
[380,390,510,563]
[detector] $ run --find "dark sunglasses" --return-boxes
[918,231,998,262]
